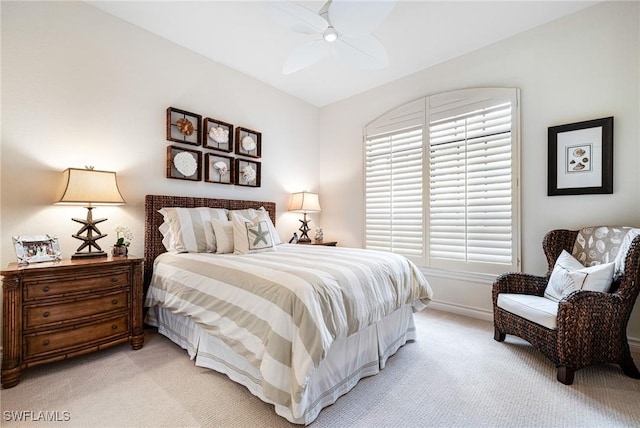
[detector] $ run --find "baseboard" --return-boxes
[428,300,493,322]
[430,301,640,354]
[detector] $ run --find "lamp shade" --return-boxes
[56,167,125,205]
[288,192,321,213]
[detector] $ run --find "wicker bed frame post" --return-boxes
[143,195,276,292]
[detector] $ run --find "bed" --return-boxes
[143,194,433,424]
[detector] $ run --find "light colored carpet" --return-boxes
[2,309,639,427]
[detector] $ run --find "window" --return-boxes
[364,88,520,275]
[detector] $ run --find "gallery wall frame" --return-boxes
[203,117,233,152]
[547,116,613,196]
[204,153,234,185]
[167,107,202,146]
[167,145,202,181]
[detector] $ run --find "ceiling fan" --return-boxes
[265,0,397,74]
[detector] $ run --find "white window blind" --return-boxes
[364,88,520,275]
[429,101,515,272]
[365,127,424,260]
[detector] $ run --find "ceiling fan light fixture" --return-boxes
[323,26,338,42]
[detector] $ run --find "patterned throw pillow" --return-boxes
[230,207,281,245]
[230,210,276,254]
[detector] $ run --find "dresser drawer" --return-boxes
[24,315,129,359]
[24,290,129,330]
[24,270,129,300]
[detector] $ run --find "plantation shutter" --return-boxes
[364,88,520,275]
[364,99,425,263]
[428,89,519,273]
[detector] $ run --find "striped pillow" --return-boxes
[159,207,228,253]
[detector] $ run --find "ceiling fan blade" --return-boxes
[262,2,328,35]
[283,40,331,74]
[334,34,388,70]
[329,0,397,36]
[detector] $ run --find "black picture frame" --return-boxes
[235,127,262,158]
[203,117,234,152]
[204,153,234,185]
[234,158,261,187]
[166,107,202,146]
[547,117,613,196]
[167,145,202,181]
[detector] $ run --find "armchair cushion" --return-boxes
[544,250,614,302]
[497,294,559,330]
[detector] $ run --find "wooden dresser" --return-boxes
[1,256,144,388]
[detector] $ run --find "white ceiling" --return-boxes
[88,1,597,107]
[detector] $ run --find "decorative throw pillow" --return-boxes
[159,207,228,253]
[230,207,281,245]
[210,219,234,254]
[230,210,276,254]
[544,250,615,302]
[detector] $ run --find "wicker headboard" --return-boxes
[143,194,276,289]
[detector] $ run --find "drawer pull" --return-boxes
[111,278,119,283]
[43,311,50,318]
[42,286,50,292]
[111,299,118,305]
[111,324,118,330]
[43,339,50,346]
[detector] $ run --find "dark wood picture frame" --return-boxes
[166,107,202,146]
[235,158,261,187]
[235,127,262,158]
[204,153,235,185]
[167,145,202,181]
[548,116,613,196]
[203,117,234,152]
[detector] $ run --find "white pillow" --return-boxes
[210,219,234,254]
[230,210,277,255]
[159,207,228,253]
[229,207,281,245]
[544,250,615,302]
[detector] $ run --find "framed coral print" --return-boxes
[204,153,234,185]
[235,127,262,158]
[13,235,62,264]
[235,158,261,187]
[167,145,202,181]
[548,117,613,196]
[203,117,233,152]
[166,107,202,146]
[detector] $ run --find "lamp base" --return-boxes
[71,251,108,260]
[298,213,312,242]
[71,206,108,258]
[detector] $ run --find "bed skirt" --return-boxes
[146,304,417,425]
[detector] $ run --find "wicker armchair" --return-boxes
[492,228,640,385]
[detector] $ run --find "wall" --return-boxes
[318,1,640,340]
[1,1,320,271]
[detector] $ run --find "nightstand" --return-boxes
[298,241,337,246]
[1,256,144,388]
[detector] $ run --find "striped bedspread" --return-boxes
[145,244,432,419]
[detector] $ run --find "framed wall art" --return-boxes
[547,116,613,196]
[203,117,233,152]
[13,235,62,264]
[235,127,262,158]
[166,107,202,146]
[204,153,234,185]
[167,145,202,181]
[235,158,261,187]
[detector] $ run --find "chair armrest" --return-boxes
[492,272,548,305]
[557,290,628,366]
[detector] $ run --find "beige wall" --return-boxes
[1,1,320,269]
[317,1,640,340]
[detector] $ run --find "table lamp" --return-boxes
[288,191,321,243]
[56,166,125,259]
